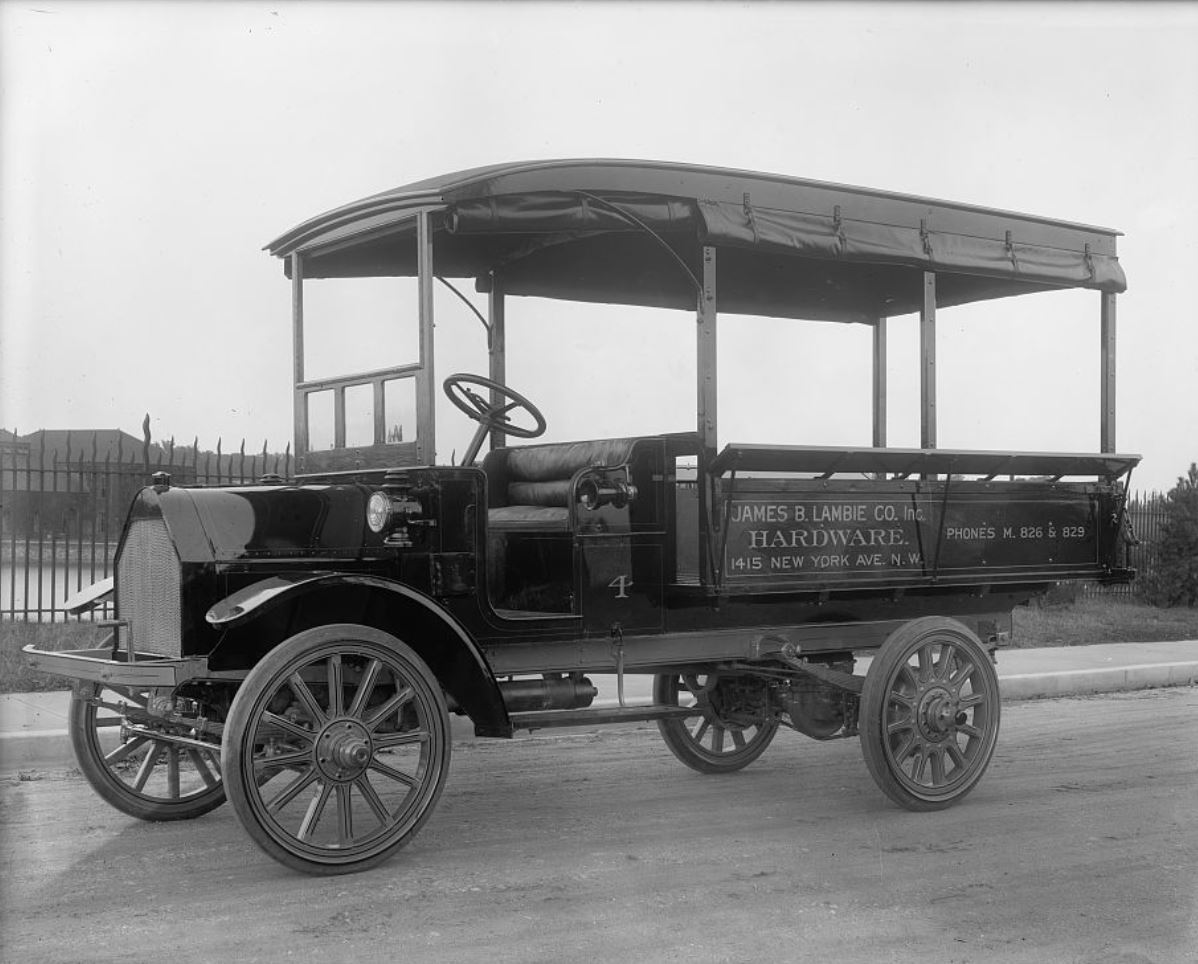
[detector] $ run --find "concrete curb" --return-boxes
[4,644,1196,773]
[1000,661,1198,701]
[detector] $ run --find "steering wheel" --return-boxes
[443,373,547,464]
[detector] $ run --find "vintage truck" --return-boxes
[26,159,1137,874]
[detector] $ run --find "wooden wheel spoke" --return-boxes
[104,735,149,766]
[945,741,967,770]
[929,747,947,786]
[934,643,956,680]
[910,744,930,783]
[950,659,977,688]
[185,748,220,788]
[166,746,181,798]
[288,672,327,727]
[374,729,429,750]
[958,692,986,710]
[896,664,919,693]
[335,784,354,845]
[365,685,414,731]
[368,758,419,790]
[298,782,333,841]
[266,767,318,813]
[327,655,345,718]
[254,746,313,772]
[347,659,382,718]
[355,776,392,827]
[890,731,917,763]
[259,711,316,744]
[709,725,726,754]
[132,744,164,791]
[917,646,935,682]
[691,718,711,743]
[730,729,747,750]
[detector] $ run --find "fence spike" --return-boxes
[141,414,151,473]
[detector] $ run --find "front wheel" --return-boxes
[860,617,1001,811]
[69,681,226,821]
[654,673,779,774]
[222,625,452,875]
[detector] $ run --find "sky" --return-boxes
[1,0,1195,494]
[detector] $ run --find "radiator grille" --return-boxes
[117,518,183,657]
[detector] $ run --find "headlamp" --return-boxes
[366,491,393,533]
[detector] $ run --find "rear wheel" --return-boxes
[222,625,451,875]
[69,681,225,821]
[860,617,1001,811]
[654,672,778,774]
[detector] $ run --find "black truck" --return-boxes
[27,159,1137,874]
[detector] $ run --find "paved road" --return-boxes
[2,687,1195,964]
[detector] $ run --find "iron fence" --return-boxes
[1089,491,1170,598]
[2,421,289,621]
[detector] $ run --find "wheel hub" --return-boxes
[315,719,373,782]
[916,686,960,742]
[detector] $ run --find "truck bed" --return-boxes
[697,445,1138,594]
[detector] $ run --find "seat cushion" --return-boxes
[503,438,635,483]
[488,505,570,532]
[506,480,571,507]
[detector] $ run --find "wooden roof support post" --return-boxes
[697,246,718,457]
[488,276,507,452]
[872,316,888,449]
[416,209,437,465]
[920,272,937,449]
[291,253,308,460]
[697,245,718,587]
[1101,292,1117,453]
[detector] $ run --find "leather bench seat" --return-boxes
[487,504,571,532]
[483,438,636,532]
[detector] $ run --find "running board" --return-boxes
[508,704,697,731]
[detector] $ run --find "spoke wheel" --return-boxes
[69,681,225,821]
[653,673,778,774]
[222,625,451,875]
[860,617,1000,811]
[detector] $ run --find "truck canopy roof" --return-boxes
[266,158,1125,324]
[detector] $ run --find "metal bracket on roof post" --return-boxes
[920,219,934,259]
[1005,230,1020,272]
[743,192,759,243]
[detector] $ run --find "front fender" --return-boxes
[206,573,338,628]
[206,573,512,738]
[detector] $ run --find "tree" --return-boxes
[1139,463,1198,607]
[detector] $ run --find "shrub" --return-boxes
[1137,463,1198,607]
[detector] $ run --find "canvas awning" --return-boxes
[267,159,1125,323]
